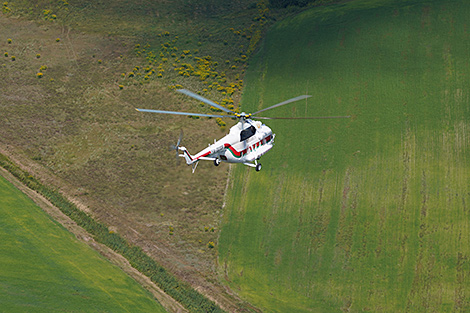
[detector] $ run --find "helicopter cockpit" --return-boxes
[240,125,256,141]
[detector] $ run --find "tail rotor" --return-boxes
[170,130,184,163]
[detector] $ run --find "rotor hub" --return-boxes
[237,112,252,120]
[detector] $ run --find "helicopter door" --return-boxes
[240,125,256,141]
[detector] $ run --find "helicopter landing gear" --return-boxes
[214,158,221,166]
[243,160,262,171]
[255,159,262,172]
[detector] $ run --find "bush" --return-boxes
[2,2,11,14]
[216,118,226,127]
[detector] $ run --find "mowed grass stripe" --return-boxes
[219,0,470,312]
[0,174,167,312]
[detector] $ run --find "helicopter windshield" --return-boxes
[240,125,256,141]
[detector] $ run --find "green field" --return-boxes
[0,174,167,312]
[219,0,470,312]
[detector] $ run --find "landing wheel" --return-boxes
[255,163,262,172]
[214,158,221,166]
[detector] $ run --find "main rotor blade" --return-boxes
[252,95,312,115]
[136,108,227,119]
[255,115,351,120]
[177,89,236,115]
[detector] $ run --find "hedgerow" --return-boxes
[0,153,224,313]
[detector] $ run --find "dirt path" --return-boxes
[0,160,188,313]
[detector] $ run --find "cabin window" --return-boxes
[240,125,256,141]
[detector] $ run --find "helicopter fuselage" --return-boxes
[178,118,274,170]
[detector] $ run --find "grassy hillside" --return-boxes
[0,174,167,312]
[219,0,470,311]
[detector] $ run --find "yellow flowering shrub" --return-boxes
[2,2,11,14]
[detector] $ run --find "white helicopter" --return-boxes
[136,89,349,172]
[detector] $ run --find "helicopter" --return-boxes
[136,89,349,172]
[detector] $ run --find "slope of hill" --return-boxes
[219,0,470,311]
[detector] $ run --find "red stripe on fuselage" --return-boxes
[223,135,273,158]
[224,143,242,157]
[194,150,211,160]
[194,135,273,161]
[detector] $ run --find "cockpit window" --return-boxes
[240,125,256,141]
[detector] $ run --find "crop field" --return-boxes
[219,0,470,312]
[0,174,166,312]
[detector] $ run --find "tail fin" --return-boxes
[178,147,195,165]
